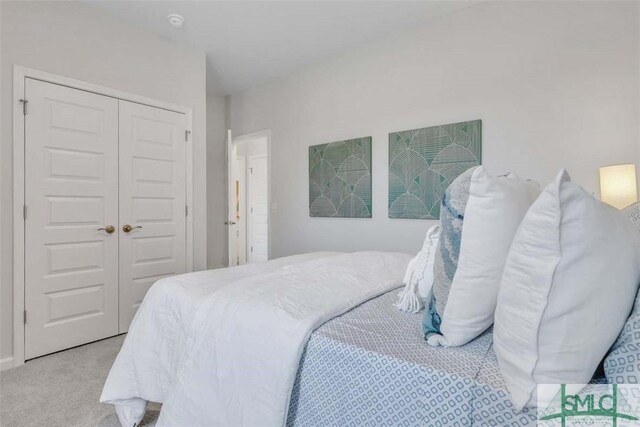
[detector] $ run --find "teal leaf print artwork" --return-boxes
[388,120,482,219]
[309,137,372,218]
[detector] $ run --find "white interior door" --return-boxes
[248,155,268,262]
[24,78,119,359]
[235,157,247,265]
[227,130,240,266]
[118,100,187,333]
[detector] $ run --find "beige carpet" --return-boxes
[0,335,160,427]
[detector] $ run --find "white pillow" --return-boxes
[427,166,539,347]
[494,169,640,410]
[395,225,440,313]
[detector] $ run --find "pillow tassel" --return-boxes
[395,266,423,313]
[394,224,440,313]
[395,224,440,313]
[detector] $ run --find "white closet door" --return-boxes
[248,155,268,262]
[24,79,119,359]
[118,101,187,332]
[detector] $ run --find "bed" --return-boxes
[101,252,601,426]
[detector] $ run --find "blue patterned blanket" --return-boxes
[287,290,538,426]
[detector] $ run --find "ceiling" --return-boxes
[89,1,477,96]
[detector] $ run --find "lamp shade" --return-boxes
[599,164,638,210]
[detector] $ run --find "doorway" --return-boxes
[227,131,270,266]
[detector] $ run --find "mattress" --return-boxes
[287,289,538,426]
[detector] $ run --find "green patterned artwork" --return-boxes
[388,120,482,219]
[309,137,372,218]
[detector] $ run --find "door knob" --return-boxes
[224,220,236,226]
[98,225,115,234]
[122,224,143,233]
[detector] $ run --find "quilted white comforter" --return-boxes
[101,251,410,426]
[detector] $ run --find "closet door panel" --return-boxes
[118,101,187,333]
[24,79,119,359]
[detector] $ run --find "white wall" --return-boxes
[207,93,228,268]
[236,137,268,157]
[230,1,639,259]
[0,1,207,366]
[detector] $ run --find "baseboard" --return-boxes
[0,356,14,371]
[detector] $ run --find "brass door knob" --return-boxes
[122,224,143,233]
[98,225,115,234]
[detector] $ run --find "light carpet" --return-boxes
[0,335,160,427]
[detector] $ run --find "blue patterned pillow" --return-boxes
[604,290,640,383]
[423,167,476,339]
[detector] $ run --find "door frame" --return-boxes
[235,156,247,265]
[12,65,195,368]
[228,130,271,266]
[227,153,248,266]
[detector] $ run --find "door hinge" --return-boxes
[250,167,253,174]
[23,205,27,220]
[185,205,188,216]
[185,130,191,142]
[19,99,28,115]
[251,207,253,214]
[251,246,253,253]
[24,310,27,324]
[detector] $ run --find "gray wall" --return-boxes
[230,1,639,259]
[0,1,207,366]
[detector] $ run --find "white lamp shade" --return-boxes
[599,164,638,210]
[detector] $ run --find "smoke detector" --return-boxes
[168,14,184,27]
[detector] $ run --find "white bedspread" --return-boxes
[100,252,340,424]
[102,251,410,426]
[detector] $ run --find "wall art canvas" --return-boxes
[309,137,372,218]
[388,120,482,219]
